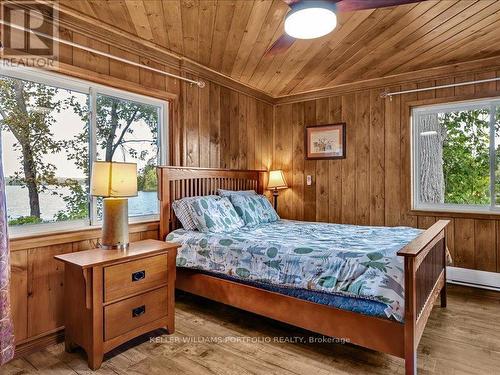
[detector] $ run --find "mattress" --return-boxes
[167,220,422,322]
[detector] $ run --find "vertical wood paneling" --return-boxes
[199,82,210,168]
[281,104,294,219]
[262,104,274,171]
[328,96,342,223]
[341,94,356,224]
[229,91,240,169]
[238,94,248,169]
[247,98,257,169]
[229,90,240,169]
[10,250,27,342]
[369,89,385,226]
[384,86,401,227]
[315,98,330,222]
[399,83,418,228]
[209,83,221,168]
[274,104,293,218]
[417,216,436,229]
[355,91,370,225]
[72,33,110,74]
[454,218,475,269]
[303,100,317,221]
[27,244,72,337]
[184,78,200,167]
[292,102,305,221]
[474,220,496,272]
[220,87,231,169]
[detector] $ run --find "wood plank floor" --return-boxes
[3,284,500,375]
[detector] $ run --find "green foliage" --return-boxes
[8,215,43,226]
[54,180,89,221]
[137,164,157,192]
[441,109,491,205]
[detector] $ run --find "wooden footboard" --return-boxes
[398,220,449,375]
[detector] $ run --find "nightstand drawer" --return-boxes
[104,286,168,341]
[104,254,168,302]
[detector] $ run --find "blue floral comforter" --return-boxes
[167,220,422,322]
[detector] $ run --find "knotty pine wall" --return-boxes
[273,69,500,274]
[9,29,273,354]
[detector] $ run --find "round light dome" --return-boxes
[284,7,337,39]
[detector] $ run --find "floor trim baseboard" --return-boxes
[447,266,500,291]
[13,329,64,360]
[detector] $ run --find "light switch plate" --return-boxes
[306,175,312,186]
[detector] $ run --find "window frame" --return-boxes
[411,97,500,215]
[0,65,168,235]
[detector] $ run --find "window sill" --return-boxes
[411,209,500,220]
[9,216,160,251]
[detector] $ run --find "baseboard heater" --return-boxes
[447,266,500,292]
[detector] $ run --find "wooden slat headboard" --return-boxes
[157,166,267,240]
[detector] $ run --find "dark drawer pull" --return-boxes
[132,305,146,318]
[131,270,146,282]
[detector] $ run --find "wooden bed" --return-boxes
[157,166,448,375]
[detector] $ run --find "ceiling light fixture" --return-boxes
[284,1,337,40]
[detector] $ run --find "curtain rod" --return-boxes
[381,77,500,100]
[0,19,206,88]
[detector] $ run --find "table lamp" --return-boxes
[267,170,288,210]
[91,161,137,250]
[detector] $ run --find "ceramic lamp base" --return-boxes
[101,197,129,250]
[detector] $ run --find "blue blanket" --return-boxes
[167,220,422,322]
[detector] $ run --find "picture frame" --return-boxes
[305,123,346,160]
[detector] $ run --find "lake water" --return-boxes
[5,185,158,221]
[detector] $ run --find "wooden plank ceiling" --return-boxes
[59,0,500,97]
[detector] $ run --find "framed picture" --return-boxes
[305,123,346,160]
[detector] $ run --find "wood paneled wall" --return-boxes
[182,77,273,171]
[274,69,500,274]
[8,28,273,354]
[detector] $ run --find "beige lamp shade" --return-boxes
[267,170,288,190]
[91,161,138,197]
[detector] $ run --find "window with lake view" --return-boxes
[0,69,167,230]
[412,98,500,213]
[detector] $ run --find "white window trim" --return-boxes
[411,96,499,214]
[0,65,168,234]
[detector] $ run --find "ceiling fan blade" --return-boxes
[336,0,422,12]
[264,33,296,57]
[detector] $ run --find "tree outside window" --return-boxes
[0,73,164,228]
[413,100,500,212]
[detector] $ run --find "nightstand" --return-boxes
[55,239,179,370]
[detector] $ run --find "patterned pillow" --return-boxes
[218,189,257,197]
[172,195,219,230]
[229,194,279,226]
[187,196,244,233]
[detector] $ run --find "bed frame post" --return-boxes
[404,256,417,375]
[440,245,447,308]
[398,220,449,375]
[157,167,169,241]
